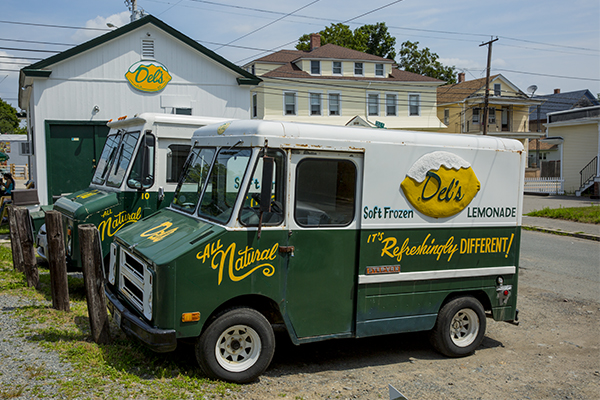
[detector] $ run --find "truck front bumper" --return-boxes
[105,287,177,353]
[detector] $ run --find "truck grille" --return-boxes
[118,247,153,320]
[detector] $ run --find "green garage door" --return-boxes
[45,121,109,204]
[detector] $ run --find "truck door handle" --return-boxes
[279,246,294,257]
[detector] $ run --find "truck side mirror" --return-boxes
[260,157,274,214]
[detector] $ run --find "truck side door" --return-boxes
[283,150,363,339]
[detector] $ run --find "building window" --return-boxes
[251,64,256,75]
[444,109,449,125]
[368,94,379,116]
[252,93,258,118]
[473,107,480,123]
[310,93,321,116]
[386,94,397,116]
[329,93,340,116]
[409,94,420,116]
[332,61,342,75]
[375,64,384,76]
[488,107,496,124]
[494,83,501,96]
[174,108,192,115]
[311,60,320,75]
[354,62,363,75]
[284,92,296,115]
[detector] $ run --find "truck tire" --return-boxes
[195,307,275,383]
[430,296,486,357]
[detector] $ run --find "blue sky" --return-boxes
[1,0,599,109]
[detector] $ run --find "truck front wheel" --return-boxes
[430,296,486,357]
[195,308,275,383]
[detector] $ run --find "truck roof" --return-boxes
[107,113,232,130]
[192,119,524,153]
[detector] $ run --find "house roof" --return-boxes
[437,75,501,104]
[528,138,558,151]
[19,14,260,87]
[252,43,393,64]
[529,90,600,121]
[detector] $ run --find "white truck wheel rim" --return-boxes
[215,324,261,372]
[449,308,479,347]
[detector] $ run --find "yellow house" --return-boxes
[244,34,445,130]
[437,74,543,139]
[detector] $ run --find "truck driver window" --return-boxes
[295,159,356,227]
[106,132,140,188]
[240,149,286,226]
[172,147,216,213]
[127,134,156,189]
[167,144,191,183]
[199,148,252,223]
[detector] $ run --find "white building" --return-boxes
[18,15,259,205]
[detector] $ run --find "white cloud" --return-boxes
[71,11,131,43]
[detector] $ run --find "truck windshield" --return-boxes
[172,147,217,213]
[91,131,140,186]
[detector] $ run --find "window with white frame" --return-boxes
[488,107,496,124]
[252,93,258,118]
[494,83,501,96]
[329,93,340,115]
[368,93,379,116]
[354,62,363,75]
[284,92,296,115]
[386,94,397,116]
[332,61,342,75]
[375,63,384,76]
[444,109,449,125]
[472,107,480,123]
[310,60,321,75]
[408,94,420,116]
[310,93,322,115]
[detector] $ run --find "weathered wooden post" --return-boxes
[7,205,24,273]
[79,224,110,344]
[14,207,39,288]
[45,210,70,312]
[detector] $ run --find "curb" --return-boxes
[523,225,600,242]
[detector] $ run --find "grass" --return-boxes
[526,204,600,224]
[0,245,239,400]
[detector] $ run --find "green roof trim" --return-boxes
[21,14,260,84]
[20,69,52,78]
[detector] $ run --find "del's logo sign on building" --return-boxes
[401,151,480,218]
[125,61,172,92]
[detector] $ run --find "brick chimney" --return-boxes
[458,72,465,83]
[554,88,561,94]
[310,33,321,51]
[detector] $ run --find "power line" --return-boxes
[0,20,110,32]
[0,37,75,47]
[0,46,61,54]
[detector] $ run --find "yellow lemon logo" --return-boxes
[401,151,480,218]
[217,122,231,135]
[125,61,172,92]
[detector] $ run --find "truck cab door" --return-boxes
[283,150,363,340]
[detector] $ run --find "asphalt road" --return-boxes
[520,230,600,302]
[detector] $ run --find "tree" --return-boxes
[398,41,457,84]
[296,22,396,60]
[0,98,26,135]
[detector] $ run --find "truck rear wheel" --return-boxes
[195,308,275,383]
[430,296,486,357]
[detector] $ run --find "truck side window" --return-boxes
[172,147,216,213]
[167,144,191,183]
[295,159,356,227]
[127,134,156,189]
[107,132,140,188]
[240,149,286,226]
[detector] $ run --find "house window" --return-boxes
[368,94,379,116]
[329,93,340,116]
[174,108,192,115]
[332,61,342,75]
[409,94,420,116]
[375,64,384,76]
[354,62,363,75]
[473,107,480,123]
[284,92,296,115]
[488,107,496,124]
[251,64,255,75]
[444,109,450,125]
[310,93,321,116]
[252,93,258,118]
[386,94,397,116]
[494,83,501,96]
[311,60,320,75]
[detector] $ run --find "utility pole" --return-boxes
[126,0,144,22]
[479,37,498,135]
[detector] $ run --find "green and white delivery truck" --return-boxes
[106,119,524,383]
[36,113,231,269]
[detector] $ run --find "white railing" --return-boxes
[524,177,564,195]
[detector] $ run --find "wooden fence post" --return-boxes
[79,224,110,344]
[46,210,70,312]
[15,207,38,288]
[7,206,24,273]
